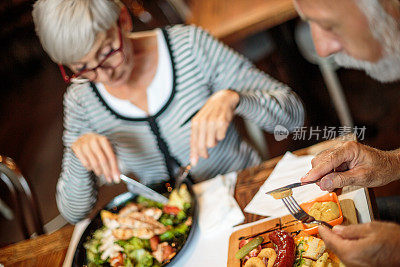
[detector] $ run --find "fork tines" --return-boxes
[282,195,311,222]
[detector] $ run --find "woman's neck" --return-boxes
[105,30,159,113]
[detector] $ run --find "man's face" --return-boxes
[295,0,400,82]
[294,0,383,62]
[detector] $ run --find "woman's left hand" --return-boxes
[190,89,240,165]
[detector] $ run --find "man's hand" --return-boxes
[318,222,400,266]
[190,89,239,165]
[71,133,120,183]
[301,141,400,191]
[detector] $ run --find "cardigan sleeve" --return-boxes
[56,84,97,224]
[190,26,304,133]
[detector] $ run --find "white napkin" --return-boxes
[193,172,244,234]
[244,152,327,217]
[176,172,244,266]
[63,172,244,266]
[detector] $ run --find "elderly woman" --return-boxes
[32,0,304,223]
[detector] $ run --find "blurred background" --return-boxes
[1,0,399,246]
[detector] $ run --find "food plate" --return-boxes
[228,198,357,267]
[72,181,197,267]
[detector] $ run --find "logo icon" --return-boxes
[274,125,289,141]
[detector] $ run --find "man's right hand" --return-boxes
[71,133,120,183]
[301,141,400,191]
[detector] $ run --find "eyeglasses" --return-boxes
[58,27,125,84]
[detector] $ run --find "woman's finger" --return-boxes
[206,118,218,148]
[91,139,113,182]
[72,146,90,169]
[99,137,120,183]
[190,117,200,166]
[82,143,102,178]
[216,117,229,141]
[197,118,208,159]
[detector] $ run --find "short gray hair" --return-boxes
[32,0,121,64]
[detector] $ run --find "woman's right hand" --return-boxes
[71,133,120,183]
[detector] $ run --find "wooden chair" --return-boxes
[0,155,44,239]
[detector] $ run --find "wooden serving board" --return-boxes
[227,199,358,266]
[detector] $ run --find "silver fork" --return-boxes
[282,195,333,229]
[174,164,191,189]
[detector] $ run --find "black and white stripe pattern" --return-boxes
[57,25,304,223]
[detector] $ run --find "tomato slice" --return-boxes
[163,205,181,215]
[150,236,160,251]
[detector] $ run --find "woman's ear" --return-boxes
[119,6,133,32]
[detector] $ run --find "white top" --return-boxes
[96,29,173,118]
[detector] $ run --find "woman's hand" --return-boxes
[71,133,120,183]
[318,222,400,266]
[301,141,400,191]
[190,89,240,165]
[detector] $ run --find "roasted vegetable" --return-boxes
[235,236,264,259]
[116,236,151,251]
[168,184,191,209]
[136,195,164,209]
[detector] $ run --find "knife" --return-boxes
[265,179,321,195]
[120,174,169,204]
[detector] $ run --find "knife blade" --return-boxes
[120,174,169,204]
[265,179,320,195]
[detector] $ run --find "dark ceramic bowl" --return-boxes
[72,181,197,266]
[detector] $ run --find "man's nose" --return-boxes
[310,23,342,58]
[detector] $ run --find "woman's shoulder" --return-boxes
[64,82,95,105]
[164,24,212,46]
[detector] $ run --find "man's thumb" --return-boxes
[318,225,343,252]
[320,171,354,191]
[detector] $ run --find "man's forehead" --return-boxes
[294,0,358,21]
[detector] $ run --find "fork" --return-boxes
[282,195,333,229]
[174,164,191,189]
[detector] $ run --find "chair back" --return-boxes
[0,156,44,239]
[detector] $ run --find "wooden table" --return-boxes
[187,0,298,43]
[0,139,375,266]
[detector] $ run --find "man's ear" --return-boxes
[119,6,133,32]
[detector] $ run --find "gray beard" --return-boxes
[334,52,400,83]
[333,0,400,83]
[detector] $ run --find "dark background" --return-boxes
[1,0,399,246]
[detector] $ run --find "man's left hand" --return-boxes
[318,222,400,266]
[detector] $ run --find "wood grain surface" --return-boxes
[0,225,73,266]
[187,0,297,43]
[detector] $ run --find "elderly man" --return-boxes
[294,0,400,265]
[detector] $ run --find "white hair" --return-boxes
[32,0,121,64]
[334,0,400,82]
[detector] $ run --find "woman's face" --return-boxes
[68,26,135,87]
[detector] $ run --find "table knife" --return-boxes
[265,179,320,195]
[120,174,169,204]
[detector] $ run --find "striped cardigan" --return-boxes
[57,25,304,223]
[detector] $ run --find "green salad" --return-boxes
[84,184,192,267]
